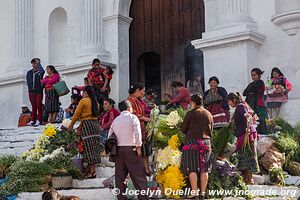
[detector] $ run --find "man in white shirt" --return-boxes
[108,100,149,200]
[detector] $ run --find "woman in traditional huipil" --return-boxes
[69,86,102,179]
[203,76,230,129]
[165,81,191,110]
[227,92,259,184]
[41,65,60,123]
[181,94,213,199]
[127,83,152,175]
[266,67,292,119]
[243,68,267,135]
[87,58,112,113]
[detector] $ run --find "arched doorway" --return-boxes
[129,0,205,98]
[138,52,161,99]
[49,7,67,66]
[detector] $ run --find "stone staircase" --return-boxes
[0,126,116,199]
[1,127,300,200]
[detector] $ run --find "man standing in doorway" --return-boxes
[108,100,149,200]
[26,58,45,126]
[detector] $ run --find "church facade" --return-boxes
[0,0,299,127]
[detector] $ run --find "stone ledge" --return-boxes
[73,178,108,189]
[192,25,265,50]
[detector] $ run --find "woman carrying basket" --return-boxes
[41,65,60,124]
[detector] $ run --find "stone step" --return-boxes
[100,156,115,167]
[16,188,115,200]
[73,178,109,189]
[96,166,115,178]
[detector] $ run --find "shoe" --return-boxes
[34,121,41,126]
[27,121,35,126]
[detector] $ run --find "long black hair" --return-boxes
[84,86,99,117]
[271,67,284,78]
[227,92,243,104]
[47,65,59,74]
[104,98,116,108]
[251,68,264,76]
[128,83,144,95]
[191,93,203,106]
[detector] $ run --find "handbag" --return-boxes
[53,81,70,96]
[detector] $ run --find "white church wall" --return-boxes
[0,0,12,71]
[249,0,300,124]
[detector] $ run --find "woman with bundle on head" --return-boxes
[181,94,213,199]
[203,76,230,129]
[41,65,60,124]
[69,86,102,179]
[127,83,152,176]
[165,81,191,110]
[227,92,260,184]
[266,67,292,119]
[243,68,267,135]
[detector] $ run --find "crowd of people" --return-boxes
[21,57,292,199]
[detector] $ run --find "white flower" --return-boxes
[62,119,72,128]
[39,154,51,163]
[51,147,65,157]
[166,111,182,127]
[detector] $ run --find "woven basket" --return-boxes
[52,173,73,189]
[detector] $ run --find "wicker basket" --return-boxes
[52,173,73,189]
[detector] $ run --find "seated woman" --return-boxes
[181,94,213,199]
[165,81,191,110]
[69,86,102,179]
[99,98,120,147]
[65,94,82,119]
[227,92,260,184]
[204,76,230,129]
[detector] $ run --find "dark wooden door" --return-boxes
[129,0,205,98]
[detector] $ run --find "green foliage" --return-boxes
[0,155,18,178]
[0,160,54,195]
[275,134,299,157]
[207,166,250,199]
[212,126,235,157]
[269,167,287,186]
[46,130,77,156]
[43,154,82,179]
[274,117,295,135]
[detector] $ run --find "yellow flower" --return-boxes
[168,134,180,150]
[156,166,186,199]
[43,123,57,137]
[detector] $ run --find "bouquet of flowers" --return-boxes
[155,134,186,199]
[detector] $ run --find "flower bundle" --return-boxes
[156,165,186,199]
[166,111,182,128]
[155,134,186,199]
[22,134,50,161]
[39,147,65,163]
[43,123,57,137]
[156,146,181,170]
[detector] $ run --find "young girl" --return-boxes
[227,92,260,184]
[266,67,292,119]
